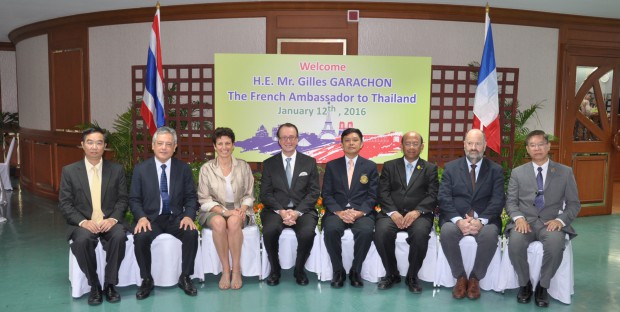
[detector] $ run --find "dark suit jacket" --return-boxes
[438,157,505,228]
[379,157,438,216]
[260,152,320,215]
[59,159,128,240]
[129,157,197,222]
[505,160,581,238]
[323,156,378,215]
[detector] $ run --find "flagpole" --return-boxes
[486,3,489,14]
[156,2,160,9]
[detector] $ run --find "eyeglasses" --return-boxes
[403,142,421,147]
[279,136,298,142]
[527,143,548,149]
[465,141,484,148]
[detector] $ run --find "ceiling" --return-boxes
[1,0,619,43]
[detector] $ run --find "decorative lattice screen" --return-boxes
[131,64,215,163]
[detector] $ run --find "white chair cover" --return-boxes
[318,229,375,282]
[260,228,322,279]
[498,239,574,304]
[434,235,502,291]
[364,230,438,283]
[0,137,15,191]
[201,225,261,277]
[69,233,204,298]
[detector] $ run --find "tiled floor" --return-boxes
[0,184,619,311]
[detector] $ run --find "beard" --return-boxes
[465,150,483,164]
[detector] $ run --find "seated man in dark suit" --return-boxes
[322,128,378,288]
[260,123,320,286]
[506,130,580,307]
[438,129,505,300]
[59,127,127,305]
[130,126,199,299]
[375,131,438,292]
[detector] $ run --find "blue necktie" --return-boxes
[534,167,544,210]
[406,163,414,185]
[160,164,170,215]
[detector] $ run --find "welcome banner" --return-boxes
[215,54,431,164]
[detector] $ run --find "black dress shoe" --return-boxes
[294,269,309,286]
[330,271,345,288]
[87,285,103,306]
[377,273,401,290]
[266,270,281,286]
[534,282,549,307]
[103,283,121,303]
[178,274,198,296]
[405,276,422,293]
[349,269,364,288]
[517,281,533,304]
[136,277,154,300]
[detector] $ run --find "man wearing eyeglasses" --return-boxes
[260,123,320,286]
[438,129,505,300]
[59,127,127,305]
[505,130,580,307]
[375,131,438,292]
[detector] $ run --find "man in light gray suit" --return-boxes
[506,130,581,308]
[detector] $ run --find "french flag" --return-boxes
[141,5,165,136]
[473,10,501,154]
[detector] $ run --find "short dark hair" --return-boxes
[213,127,235,143]
[277,123,299,139]
[81,127,107,143]
[341,128,363,142]
[525,130,550,145]
[401,132,424,145]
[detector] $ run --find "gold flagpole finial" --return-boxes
[156,2,160,9]
[486,3,490,14]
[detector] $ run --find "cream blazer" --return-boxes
[197,157,254,216]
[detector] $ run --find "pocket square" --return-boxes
[298,172,308,176]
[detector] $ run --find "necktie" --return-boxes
[285,158,292,188]
[534,167,545,210]
[347,159,354,188]
[406,163,414,185]
[470,164,477,192]
[285,158,293,207]
[160,164,170,215]
[90,166,103,223]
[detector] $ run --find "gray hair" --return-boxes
[152,126,177,144]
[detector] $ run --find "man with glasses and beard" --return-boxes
[438,129,505,300]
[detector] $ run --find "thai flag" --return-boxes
[473,10,501,154]
[140,5,165,136]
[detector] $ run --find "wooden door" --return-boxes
[559,54,620,216]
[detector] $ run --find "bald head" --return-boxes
[401,131,424,162]
[464,129,487,164]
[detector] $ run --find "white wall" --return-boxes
[0,50,17,113]
[16,35,50,130]
[89,18,266,129]
[16,16,560,135]
[359,18,558,135]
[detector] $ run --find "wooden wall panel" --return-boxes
[33,142,54,193]
[48,26,89,132]
[50,49,86,131]
[19,139,33,188]
[19,128,81,199]
[56,144,84,190]
[573,155,607,203]
[267,10,358,55]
